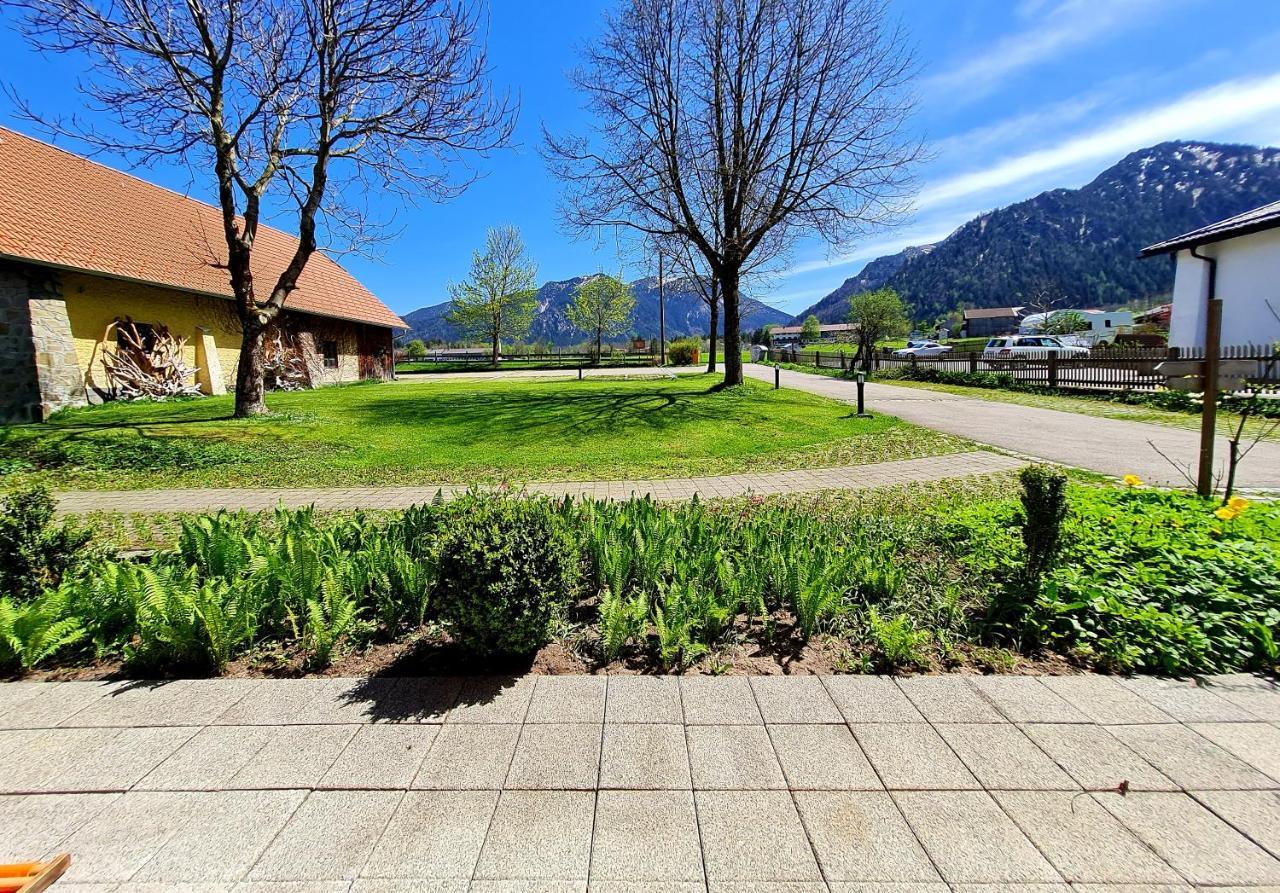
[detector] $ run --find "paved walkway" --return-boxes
[747,364,1280,488]
[55,451,1023,514]
[3,673,1280,890]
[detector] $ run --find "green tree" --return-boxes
[405,339,428,359]
[446,226,539,364]
[567,274,636,362]
[801,314,822,342]
[847,288,909,371]
[1040,310,1089,336]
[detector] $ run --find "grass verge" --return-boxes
[0,373,971,490]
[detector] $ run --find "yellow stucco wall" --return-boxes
[59,271,363,397]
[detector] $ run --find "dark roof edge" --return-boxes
[1141,208,1280,257]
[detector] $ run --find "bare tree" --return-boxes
[546,0,918,387]
[12,0,514,416]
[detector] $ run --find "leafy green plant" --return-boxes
[865,607,931,669]
[296,569,363,668]
[0,485,93,602]
[667,338,701,365]
[0,588,86,671]
[433,495,580,655]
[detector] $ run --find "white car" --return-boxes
[893,340,953,357]
[983,335,1090,361]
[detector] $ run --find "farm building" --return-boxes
[0,127,405,423]
[961,306,1025,338]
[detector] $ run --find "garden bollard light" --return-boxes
[578,365,583,380]
[856,371,872,418]
[775,363,780,389]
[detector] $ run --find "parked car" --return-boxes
[893,340,953,357]
[983,335,1090,365]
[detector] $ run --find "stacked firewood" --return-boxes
[101,319,204,399]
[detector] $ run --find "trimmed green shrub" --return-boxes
[433,495,580,655]
[667,338,701,366]
[1019,465,1068,585]
[0,485,93,602]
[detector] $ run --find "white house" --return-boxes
[1141,200,1280,348]
[1019,309,1133,345]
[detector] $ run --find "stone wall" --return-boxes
[0,261,87,422]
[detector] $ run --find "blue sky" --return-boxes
[3,0,1280,318]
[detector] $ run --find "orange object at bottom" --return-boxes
[0,855,70,893]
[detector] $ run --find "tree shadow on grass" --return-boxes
[345,382,743,442]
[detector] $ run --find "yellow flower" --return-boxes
[1227,496,1251,513]
[1122,474,1144,488]
[1214,506,1239,521]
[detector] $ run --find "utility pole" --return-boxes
[658,253,667,365]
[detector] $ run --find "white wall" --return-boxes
[1169,229,1280,348]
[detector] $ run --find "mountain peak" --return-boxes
[793,139,1280,323]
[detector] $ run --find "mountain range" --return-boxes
[794,141,1280,324]
[402,275,791,346]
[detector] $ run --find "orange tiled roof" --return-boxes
[0,126,405,329]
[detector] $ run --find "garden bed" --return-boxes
[3,470,1277,681]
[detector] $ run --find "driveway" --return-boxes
[746,364,1280,489]
[3,673,1280,889]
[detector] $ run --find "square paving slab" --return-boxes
[4,671,1279,889]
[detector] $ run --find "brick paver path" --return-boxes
[747,364,1280,489]
[55,450,1023,514]
[3,673,1280,890]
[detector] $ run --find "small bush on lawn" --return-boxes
[433,494,580,656]
[667,338,701,366]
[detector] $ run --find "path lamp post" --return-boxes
[856,371,872,418]
[775,363,780,389]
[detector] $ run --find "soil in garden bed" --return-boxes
[15,623,1084,682]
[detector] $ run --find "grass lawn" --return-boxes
[0,373,972,490]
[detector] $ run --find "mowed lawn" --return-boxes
[1,374,971,489]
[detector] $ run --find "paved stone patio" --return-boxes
[3,673,1280,891]
[54,450,1022,514]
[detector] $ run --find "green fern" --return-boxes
[0,589,85,671]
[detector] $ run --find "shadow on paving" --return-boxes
[336,642,538,722]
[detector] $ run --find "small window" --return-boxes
[321,340,339,368]
[1104,319,1112,328]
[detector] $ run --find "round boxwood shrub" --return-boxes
[433,495,580,655]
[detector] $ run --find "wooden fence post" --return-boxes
[969,351,978,373]
[1197,299,1223,498]
[1047,350,1059,388]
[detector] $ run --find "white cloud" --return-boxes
[783,215,974,278]
[918,70,1280,209]
[927,0,1178,96]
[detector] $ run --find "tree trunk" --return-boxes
[595,331,603,364]
[491,331,500,365]
[721,268,743,386]
[706,279,719,373]
[234,323,268,417]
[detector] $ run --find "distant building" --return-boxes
[1132,303,1172,329]
[962,307,1025,338]
[1019,309,1133,345]
[0,127,404,423]
[769,322,856,346]
[1142,199,1280,348]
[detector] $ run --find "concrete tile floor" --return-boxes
[3,672,1280,891]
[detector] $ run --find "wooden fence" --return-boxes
[400,346,659,368]
[770,344,1280,395]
